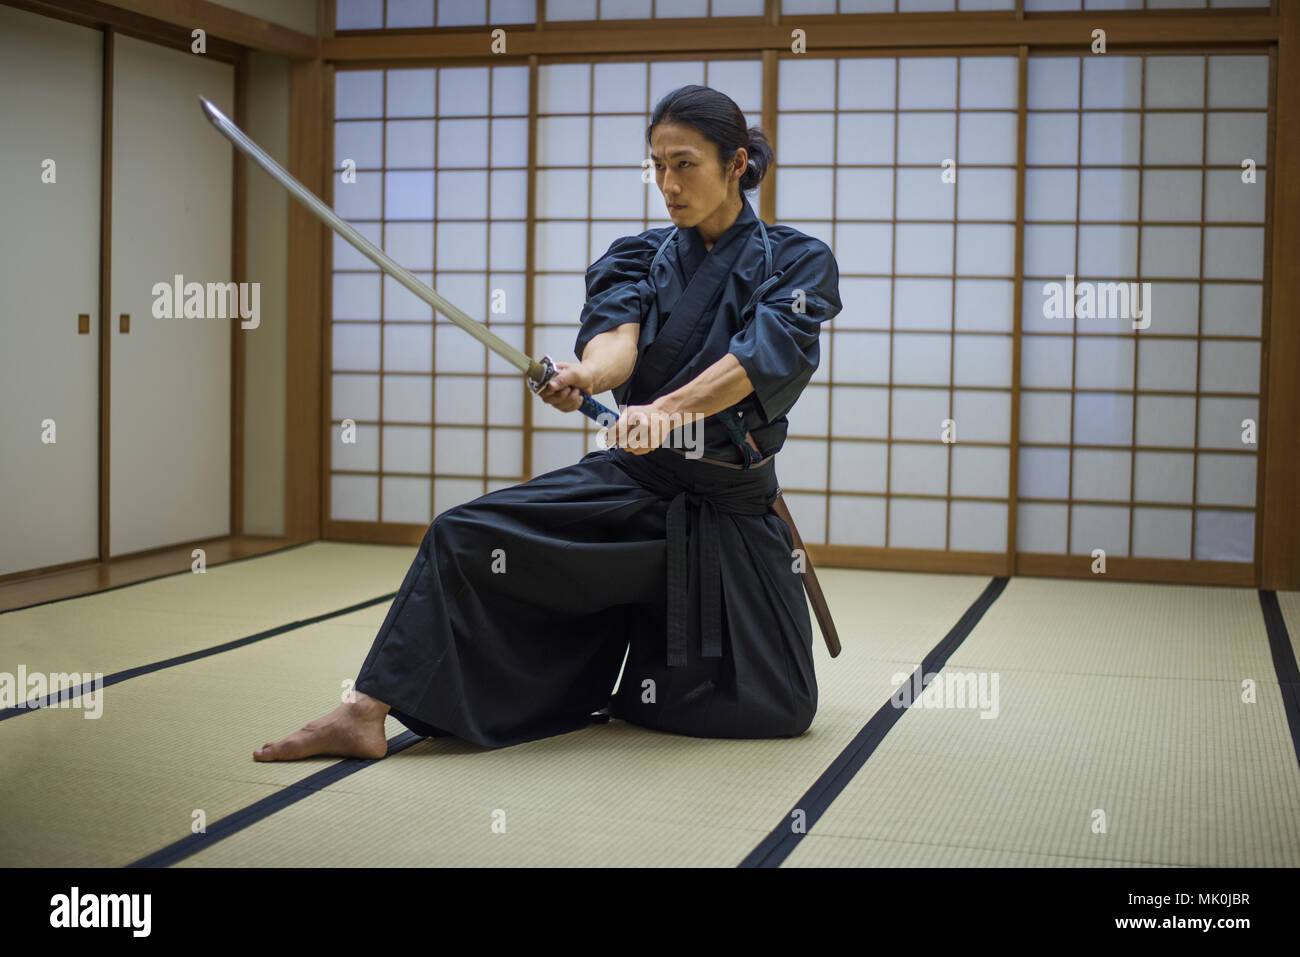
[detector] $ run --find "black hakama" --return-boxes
[353,192,842,750]
[353,445,816,749]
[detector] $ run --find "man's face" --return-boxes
[650,122,739,228]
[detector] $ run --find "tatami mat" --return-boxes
[4,543,1297,867]
[0,555,992,866]
[784,578,1300,867]
[1275,590,1300,664]
[0,543,414,678]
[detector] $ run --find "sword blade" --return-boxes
[198,95,536,378]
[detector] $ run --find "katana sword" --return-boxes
[198,95,617,425]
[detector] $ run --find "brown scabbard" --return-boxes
[770,491,842,658]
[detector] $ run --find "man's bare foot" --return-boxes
[253,692,391,762]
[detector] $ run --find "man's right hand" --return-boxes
[539,360,598,413]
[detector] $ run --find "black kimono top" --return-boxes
[574,193,843,464]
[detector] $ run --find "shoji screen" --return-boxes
[1019,53,1268,566]
[529,57,764,475]
[329,65,532,527]
[777,55,1020,554]
[334,0,766,29]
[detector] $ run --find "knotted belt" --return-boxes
[610,447,778,667]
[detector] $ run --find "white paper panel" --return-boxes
[1205,169,1266,223]
[780,438,829,490]
[333,273,381,321]
[959,57,1017,109]
[953,334,1012,388]
[1142,169,1202,222]
[1139,282,1199,337]
[1135,394,1196,448]
[830,331,890,384]
[434,376,483,425]
[383,424,432,473]
[1026,113,1078,166]
[487,428,524,477]
[1133,451,1194,504]
[950,444,1009,498]
[332,422,378,471]
[948,501,1006,552]
[336,70,383,118]
[1069,504,1129,556]
[1079,113,1141,167]
[1016,502,1066,552]
[1019,391,1071,444]
[787,382,829,436]
[1131,507,1191,559]
[384,375,432,423]
[1196,452,1256,507]
[1208,55,1268,109]
[890,442,948,495]
[827,495,884,547]
[1205,112,1267,165]
[1077,224,1138,277]
[334,323,380,371]
[897,112,956,164]
[958,112,1017,165]
[333,373,380,420]
[1203,226,1264,280]
[1137,338,1197,392]
[1140,226,1200,279]
[1020,335,1073,389]
[888,497,946,549]
[1072,448,1131,501]
[384,324,433,373]
[894,278,951,330]
[836,169,894,220]
[1073,392,1133,446]
[335,170,383,219]
[957,169,1016,221]
[1193,509,1253,562]
[382,476,432,525]
[1018,446,1069,499]
[1082,56,1142,110]
[530,429,585,476]
[331,474,378,522]
[833,223,894,274]
[377,71,432,119]
[1142,112,1203,166]
[838,58,896,111]
[899,58,956,110]
[954,279,1013,332]
[892,333,950,385]
[892,388,951,440]
[894,223,953,275]
[956,224,1014,276]
[830,386,890,438]
[829,440,888,493]
[435,426,485,475]
[1074,337,1133,391]
[1201,283,1262,338]
[952,389,1009,443]
[837,114,895,166]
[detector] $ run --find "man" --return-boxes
[254,85,842,761]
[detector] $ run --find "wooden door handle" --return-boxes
[119,313,130,334]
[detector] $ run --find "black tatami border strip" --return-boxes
[1257,590,1300,773]
[739,575,1011,869]
[0,540,317,616]
[127,731,426,868]
[0,591,398,722]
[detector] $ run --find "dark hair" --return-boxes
[646,84,773,193]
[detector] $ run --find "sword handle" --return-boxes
[577,392,619,425]
[530,354,620,426]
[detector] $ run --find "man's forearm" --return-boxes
[650,353,754,420]
[580,324,639,394]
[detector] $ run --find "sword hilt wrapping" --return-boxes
[528,354,619,426]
